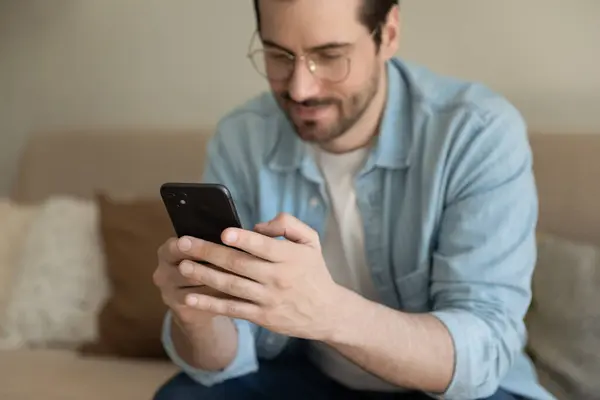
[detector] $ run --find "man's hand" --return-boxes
[176,213,344,341]
[153,238,240,371]
[154,237,230,328]
[172,213,454,393]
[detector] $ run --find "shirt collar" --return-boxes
[267,58,413,174]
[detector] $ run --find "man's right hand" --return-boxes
[154,236,239,328]
[153,236,239,370]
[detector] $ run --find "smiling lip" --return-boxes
[291,104,331,119]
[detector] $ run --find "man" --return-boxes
[153,0,556,399]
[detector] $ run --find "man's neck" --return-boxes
[319,66,389,155]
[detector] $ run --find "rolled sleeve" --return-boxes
[429,310,501,399]
[427,106,537,399]
[161,311,259,387]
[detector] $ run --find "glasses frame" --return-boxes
[246,27,380,84]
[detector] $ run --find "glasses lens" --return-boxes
[313,57,351,83]
[250,50,294,81]
[249,50,267,77]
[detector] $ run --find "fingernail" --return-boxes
[185,294,199,307]
[178,237,192,251]
[180,262,194,276]
[223,230,238,243]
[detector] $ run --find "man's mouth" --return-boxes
[288,100,335,119]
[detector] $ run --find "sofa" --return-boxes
[0,128,598,399]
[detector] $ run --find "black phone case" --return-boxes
[160,182,243,246]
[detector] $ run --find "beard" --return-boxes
[276,66,381,144]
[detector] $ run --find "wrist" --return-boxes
[319,284,364,344]
[172,310,217,336]
[170,313,237,371]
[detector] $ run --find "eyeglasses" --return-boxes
[247,28,378,84]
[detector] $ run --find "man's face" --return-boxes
[256,0,390,144]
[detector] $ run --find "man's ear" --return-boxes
[380,5,401,59]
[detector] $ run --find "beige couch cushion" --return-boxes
[0,349,177,399]
[530,133,600,247]
[527,233,600,399]
[11,129,214,203]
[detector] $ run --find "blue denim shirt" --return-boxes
[162,58,555,400]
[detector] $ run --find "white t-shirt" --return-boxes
[307,144,401,392]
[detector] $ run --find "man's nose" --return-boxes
[287,60,320,103]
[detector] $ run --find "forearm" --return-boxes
[325,287,454,393]
[171,314,238,371]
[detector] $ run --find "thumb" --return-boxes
[254,213,320,249]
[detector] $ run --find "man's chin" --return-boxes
[293,122,335,143]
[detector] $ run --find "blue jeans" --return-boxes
[154,350,525,400]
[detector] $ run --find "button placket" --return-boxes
[356,175,400,310]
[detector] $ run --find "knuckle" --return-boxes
[230,255,246,272]
[156,240,169,260]
[193,240,208,260]
[229,279,248,296]
[259,237,274,257]
[200,298,214,313]
[205,268,223,288]
[209,300,224,315]
[152,268,162,287]
[192,265,211,284]
[279,212,292,223]
[166,237,178,252]
[249,232,263,249]
[226,278,239,294]
[226,301,238,316]
[273,273,291,290]
[158,238,180,263]
[153,265,169,288]
[188,265,203,283]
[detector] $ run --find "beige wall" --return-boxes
[1,0,599,195]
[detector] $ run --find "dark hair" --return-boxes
[252,0,399,48]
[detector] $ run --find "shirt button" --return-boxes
[309,197,320,208]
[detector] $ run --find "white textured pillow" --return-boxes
[0,196,109,349]
[0,200,40,316]
[527,233,600,400]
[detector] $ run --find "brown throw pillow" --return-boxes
[79,193,175,359]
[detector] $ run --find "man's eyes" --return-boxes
[265,51,345,62]
[317,53,344,60]
[266,52,292,61]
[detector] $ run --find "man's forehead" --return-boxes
[258,0,361,17]
[258,0,365,50]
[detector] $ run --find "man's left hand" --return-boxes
[177,213,344,341]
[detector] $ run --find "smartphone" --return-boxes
[160,182,243,246]
[160,183,244,290]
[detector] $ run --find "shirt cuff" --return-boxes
[427,309,493,400]
[161,311,259,387]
